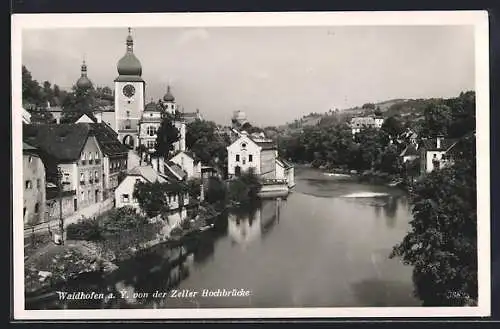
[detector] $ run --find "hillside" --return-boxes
[280,97,438,133]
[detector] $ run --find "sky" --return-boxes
[22,25,475,126]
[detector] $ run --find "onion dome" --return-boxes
[76,60,92,90]
[117,27,142,76]
[163,85,175,102]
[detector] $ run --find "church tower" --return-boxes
[161,85,177,115]
[114,27,145,148]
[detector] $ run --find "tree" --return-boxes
[154,114,180,158]
[133,181,170,219]
[186,119,231,169]
[390,133,477,306]
[382,115,404,138]
[421,102,452,138]
[102,206,150,233]
[362,103,376,110]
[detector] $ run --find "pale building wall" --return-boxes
[227,136,261,176]
[77,136,105,209]
[23,153,46,226]
[426,150,446,173]
[115,175,144,210]
[170,152,195,179]
[260,149,277,179]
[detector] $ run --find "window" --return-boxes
[95,171,99,181]
[80,172,85,183]
[25,180,32,189]
[28,156,33,163]
[88,190,92,201]
[236,154,240,162]
[135,178,141,184]
[37,178,41,188]
[81,191,85,201]
[150,113,153,117]
[89,152,93,160]
[23,207,26,218]
[241,143,247,148]
[249,154,253,162]
[147,126,156,136]
[64,173,70,183]
[122,194,129,203]
[34,203,39,214]
[126,111,130,117]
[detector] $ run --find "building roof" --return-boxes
[75,113,98,123]
[399,144,419,157]
[23,142,37,152]
[276,158,293,169]
[252,139,277,150]
[165,161,187,180]
[144,101,160,112]
[421,138,458,152]
[23,123,91,162]
[88,123,129,156]
[127,165,168,183]
[114,75,145,83]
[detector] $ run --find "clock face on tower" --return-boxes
[122,84,136,98]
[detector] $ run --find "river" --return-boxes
[27,167,420,309]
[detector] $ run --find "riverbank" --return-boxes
[24,203,225,300]
[294,163,411,192]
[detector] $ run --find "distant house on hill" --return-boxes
[399,144,419,164]
[349,115,384,135]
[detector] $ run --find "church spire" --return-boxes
[126,27,134,53]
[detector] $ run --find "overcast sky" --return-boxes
[22,25,475,126]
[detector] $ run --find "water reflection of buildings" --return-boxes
[227,199,281,246]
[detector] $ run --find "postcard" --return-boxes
[12,10,490,319]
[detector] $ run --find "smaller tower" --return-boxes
[161,85,177,114]
[76,59,92,90]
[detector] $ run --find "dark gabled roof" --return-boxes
[88,123,129,156]
[400,144,419,157]
[165,161,187,180]
[254,140,277,150]
[421,138,457,152]
[23,123,91,162]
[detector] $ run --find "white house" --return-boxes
[349,115,384,135]
[419,136,458,174]
[226,133,277,179]
[276,158,295,188]
[114,165,168,210]
[169,151,201,179]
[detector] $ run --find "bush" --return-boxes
[66,218,102,241]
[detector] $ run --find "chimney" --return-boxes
[436,136,443,149]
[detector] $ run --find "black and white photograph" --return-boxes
[12,11,490,319]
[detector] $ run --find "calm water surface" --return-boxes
[28,167,420,309]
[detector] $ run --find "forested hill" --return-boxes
[280,97,455,132]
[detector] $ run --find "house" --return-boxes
[399,144,419,164]
[276,158,295,188]
[138,100,162,152]
[181,108,203,124]
[23,142,46,227]
[114,165,189,212]
[88,123,129,199]
[168,151,201,180]
[226,133,278,180]
[419,136,458,174]
[349,115,384,135]
[23,123,106,219]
